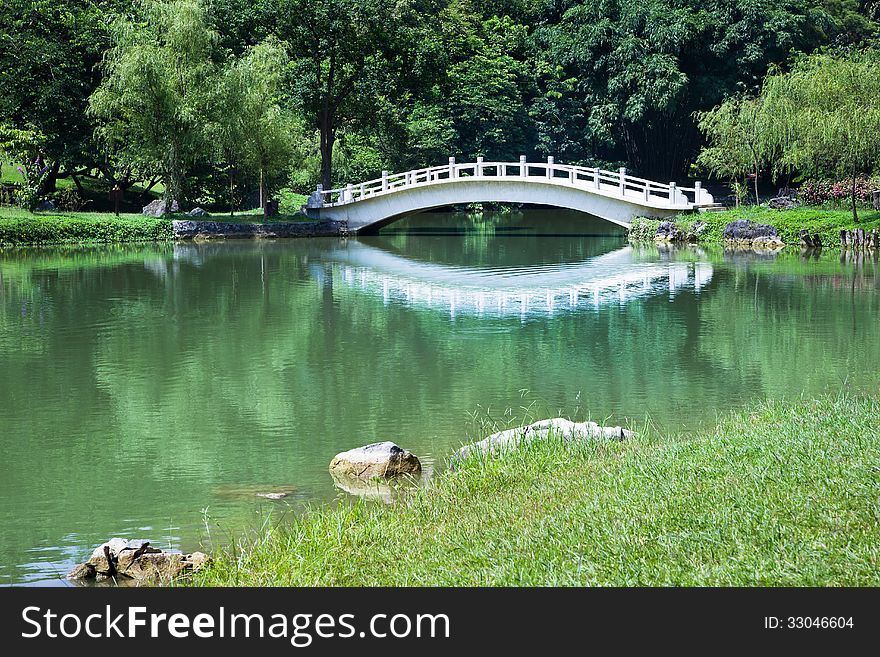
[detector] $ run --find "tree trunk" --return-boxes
[44,160,61,194]
[753,168,759,205]
[851,161,860,224]
[319,108,335,190]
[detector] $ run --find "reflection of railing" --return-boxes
[334,257,714,318]
[311,157,714,209]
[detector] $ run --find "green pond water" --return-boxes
[1,209,879,585]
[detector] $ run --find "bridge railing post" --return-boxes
[547,156,554,179]
[644,186,650,202]
[476,156,483,177]
[694,181,702,204]
[520,155,527,177]
[619,167,627,196]
[359,183,365,199]
[346,183,353,203]
[569,167,575,184]
[668,182,677,204]
[593,168,600,189]
[449,157,456,179]
[382,170,389,192]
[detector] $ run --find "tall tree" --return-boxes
[89,0,217,208]
[696,96,770,204]
[271,0,428,190]
[760,49,880,222]
[0,0,118,193]
[211,39,298,213]
[533,0,825,179]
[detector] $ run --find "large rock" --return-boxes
[67,538,208,582]
[142,199,179,216]
[451,418,634,466]
[654,221,686,242]
[722,219,784,247]
[186,207,209,217]
[329,441,422,479]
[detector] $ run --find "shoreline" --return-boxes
[177,394,879,587]
[2,205,880,249]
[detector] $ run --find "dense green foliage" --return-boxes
[698,49,880,220]
[0,208,173,245]
[3,0,878,212]
[187,395,880,586]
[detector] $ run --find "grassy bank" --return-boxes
[189,395,880,586]
[637,206,880,246]
[0,208,173,246]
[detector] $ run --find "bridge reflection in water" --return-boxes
[323,241,713,319]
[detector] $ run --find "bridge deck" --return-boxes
[305,158,715,231]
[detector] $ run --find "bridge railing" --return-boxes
[312,157,714,208]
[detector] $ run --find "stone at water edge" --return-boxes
[67,538,209,581]
[722,219,784,247]
[329,441,422,479]
[654,221,686,242]
[122,551,209,582]
[451,418,635,466]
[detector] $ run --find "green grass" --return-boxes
[0,207,173,246]
[188,395,880,586]
[635,205,880,247]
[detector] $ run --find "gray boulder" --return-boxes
[451,418,635,466]
[36,200,56,212]
[329,441,422,479]
[186,207,209,217]
[142,199,179,216]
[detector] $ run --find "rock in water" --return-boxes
[67,538,208,582]
[329,441,422,479]
[142,199,179,216]
[451,418,635,466]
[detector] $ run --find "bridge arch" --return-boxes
[304,158,715,233]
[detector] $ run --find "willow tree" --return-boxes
[696,96,770,205]
[211,39,298,214]
[761,49,880,222]
[89,0,217,210]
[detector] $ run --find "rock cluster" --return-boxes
[67,538,208,583]
[722,220,784,249]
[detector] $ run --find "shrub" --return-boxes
[0,213,173,246]
[798,177,879,206]
[627,216,660,242]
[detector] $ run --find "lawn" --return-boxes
[187,394,880,586]
[0,207,173,246]
[652,205,880,246]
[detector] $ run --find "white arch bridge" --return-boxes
[304,157,717,233]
